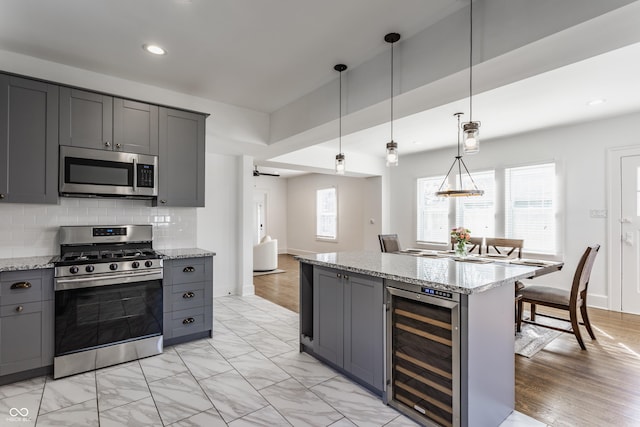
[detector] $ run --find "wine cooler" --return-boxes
[385,284,460,427]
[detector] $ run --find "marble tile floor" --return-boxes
[1,295,548,427]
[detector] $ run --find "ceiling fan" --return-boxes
[253,166,280,177]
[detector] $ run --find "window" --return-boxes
[316,187,337,240]
[505,163,556,254]
[455,170,495,238]
[417,176,449,244]
[416,162,557,255]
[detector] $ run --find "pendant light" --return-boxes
[435,113,484,197]
[385,32,401,167]
[334,64,347,175]
[462,0,480,155]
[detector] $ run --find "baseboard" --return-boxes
[242,284,255,296]
[286,248,318,256]
[588,294,608,310]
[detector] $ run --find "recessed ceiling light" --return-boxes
[143,44,167,56]
[586,98,606,107]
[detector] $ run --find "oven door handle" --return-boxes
[55,270,163,291]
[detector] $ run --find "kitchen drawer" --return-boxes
[170,306,206,338]
[171,259,206,284]
[0,300,43,317]
[0,275,44,306]
[171,282,205,311]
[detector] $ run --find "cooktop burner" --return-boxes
[58,248,158,264]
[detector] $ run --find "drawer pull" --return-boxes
[183,291,195,299]
[11,281,32,290]
[183,317,195,325]
[183,266,195,273]
[16,305,24,313]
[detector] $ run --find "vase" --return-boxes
[455,241,467,257]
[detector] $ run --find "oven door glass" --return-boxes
[55,279,162,356]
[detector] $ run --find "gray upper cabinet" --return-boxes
[113,98,159,155]
[157,107,206,207]
[0,74,59,204]
[59,87,112,151]
[60,87,159,155]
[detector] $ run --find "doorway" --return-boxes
[608,146,640,314]
[620,155,640,314]
[254,190,267,244]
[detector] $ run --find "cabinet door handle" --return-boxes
[10,281,32,290]
[337,273,342,278]
[115,143,122,149]
[15,305,24,313]
[183,266,195,273]
[344,275,349,280]
[182,317,195,325]
[104,141,111,148]
[160,199,167,204]
[0,193,5,199]
[183,291,195,299]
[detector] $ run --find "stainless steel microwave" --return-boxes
[59,146,158,198]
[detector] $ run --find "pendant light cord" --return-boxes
[339,70,342,154]
[390,40,394,142]
[469,0,473,122]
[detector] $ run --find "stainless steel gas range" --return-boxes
[53,225,163,379]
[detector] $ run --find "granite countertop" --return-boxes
[296,251,557,295]
[158,248,216,259]
[0,255,56,273]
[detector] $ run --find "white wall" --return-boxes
[286,173,379,254]
[254,175,288,252]
[389,112,640,309]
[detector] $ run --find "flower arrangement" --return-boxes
[451,227,471,256]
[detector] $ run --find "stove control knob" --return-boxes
[132,261,140,269]
[85,265,95,273]
[145,260,153,268]
[109,263,118,271]
[70,266,79,274]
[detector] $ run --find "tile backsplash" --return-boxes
[0,198,197,259]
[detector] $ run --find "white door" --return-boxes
[253,191,267,245]
[621,155,640,314]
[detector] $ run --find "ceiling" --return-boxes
[2,0,639,177]
[0,0,462,113]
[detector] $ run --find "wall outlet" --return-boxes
[589,209,607,218]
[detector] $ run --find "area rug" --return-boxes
[253,269,286,277]
[515,312,571,357]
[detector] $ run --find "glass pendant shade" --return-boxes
[462,122,480,155]
[335,153,345,175]
[386,141,398,166]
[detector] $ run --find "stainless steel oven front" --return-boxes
[53,267,163,379]
[385,282,460,427]
[59,145,158,198]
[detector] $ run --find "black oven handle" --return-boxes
[55,270,163,291]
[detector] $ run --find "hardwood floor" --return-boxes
[254,255,640,426]
[253,253,300,313]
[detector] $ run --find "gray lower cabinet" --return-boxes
[157,108,206,207]
[0,73,59,204]
[313,266,384,392]
[162,257,213,344]
[0,269,54,378]
[60,87,159,155]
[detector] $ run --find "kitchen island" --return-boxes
[297,251,560,427]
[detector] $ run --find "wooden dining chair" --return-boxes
[450,236,483,254]
[379,234,401,253]
[484,237,524,258]
[516,244,600,350]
